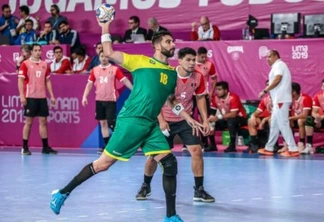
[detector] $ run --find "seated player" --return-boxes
[305,79,324,153]
[208,81,247,152]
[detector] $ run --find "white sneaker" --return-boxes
[301,143,313,154]
[297,142,305,152]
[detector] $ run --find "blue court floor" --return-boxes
[1,148,324,222]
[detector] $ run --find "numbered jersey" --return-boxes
[195,60,216,93]
[118,53,177,124]
[88,64,126,101]
[18,59,50,98]
[162,69,205,122]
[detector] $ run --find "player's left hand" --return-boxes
[202,120,211,136]
[50,97,56,107]
[186,118,204,137]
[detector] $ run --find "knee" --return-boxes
[39,118,47,126]
[189,145,203,158]
[159,153,177,176]
[100,120,108,127]
[93,156,115,172]
[297,119,305,128]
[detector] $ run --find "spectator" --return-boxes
[86,42,102,72]
[123,16,147,43]
[208,81,247,152]
[57,20,81,52]
[72,47,91,73]
[46,4,68,31]
[14,19,36,45]
[0,4,19,44]
[37,21,57,45]
[146,17,168,41]
[190,16,220,41]
[16,44,31,72]
[16,5,40,34]
[50,46,71,74]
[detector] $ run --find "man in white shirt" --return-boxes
[16,5,39,34]
[258,50,299,157]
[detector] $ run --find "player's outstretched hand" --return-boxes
[96,18,112,28]
[187,118,204,137]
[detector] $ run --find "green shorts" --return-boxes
[104,118,171,161]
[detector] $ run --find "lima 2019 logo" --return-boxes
[227,46,244,60]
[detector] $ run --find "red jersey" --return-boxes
[162,70,205,122]
[257,95,271,118]
[88,64,126,101]
[312,91,324,110]
[211,92,247,118]
[18,58,50,98]
[195,60,216,93]
[291,93,312,116]
[50,56,71,74]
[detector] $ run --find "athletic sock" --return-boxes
[194,176,203,188]
[307,136,313,145]
[163,175,176,217]
[23,139,28,149]
[42,138,49,148]
[103,137,109,146]
[60,163,96,194]
[144,174,153,186]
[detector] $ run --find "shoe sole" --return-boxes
[193,197,215,203]
[136,192,151,200]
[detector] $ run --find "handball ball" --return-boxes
[96,3,115,23]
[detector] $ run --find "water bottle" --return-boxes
[21,35,25,45]
[237,136,244,146]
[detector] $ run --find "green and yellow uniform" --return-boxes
[104,53,177,161]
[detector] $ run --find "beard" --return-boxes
[161,46,175,58]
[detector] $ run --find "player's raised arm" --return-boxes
[97,20,124,65]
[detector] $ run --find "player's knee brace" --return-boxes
[305,116,314,127]
[159,153,177,177]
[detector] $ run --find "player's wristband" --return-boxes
[161,129,170,137]
[217,114,223,120]
[172,103,184,116]
[101,34,112,43]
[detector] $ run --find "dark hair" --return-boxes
[270,50,280,59]
[197,47,208,55]
[75,47,86,57]
[178,47,197,59]
[19,5,29,15]
[58,20,68,27]
[98,50,104,56]
[129,16,140,24]
[95,42,102,47]
[25,19,33,25]
[292,82,301,94]
[21,44,31,53]
[2,4,10,11]
[31,43,41,51]
[322,79,324,84]
[44,21,52,26]
[53,46,63,52]
[216,81,229,91]
[152,30,173,46]
[51,4,60,13]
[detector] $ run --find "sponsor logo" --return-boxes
[13,52,19,62]
[258,46,269,59]
[227,46,243,60]
[292,45,308,60]
[112,150,122,156]
[45,50,55,63]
